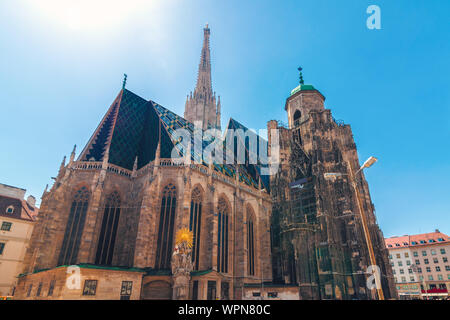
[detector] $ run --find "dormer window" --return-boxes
[428,239,435,243]
[395,243,400,247]
[6,205,14,214]
[411,241,417,245]
[403,242,409,246]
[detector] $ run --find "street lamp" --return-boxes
[324,156,384,300]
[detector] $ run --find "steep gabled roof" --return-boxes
[78,89,265,189]
[225,118,270,192]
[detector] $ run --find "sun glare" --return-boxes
[28,0,155,32]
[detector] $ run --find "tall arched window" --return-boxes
[217,197,229,273]
[58,187,90,266]
[293,109,301,126]
[155,184,177,270]
[247,206,256,276]
[95,192,121,266]
[189,187,203,270]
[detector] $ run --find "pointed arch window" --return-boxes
[189,187,203,270]
[95,192,121,266]
[58,187,90,266]
[247,206,256,276]
[293,110,301,127]
[155,184,177,270]
[217,197,229,273]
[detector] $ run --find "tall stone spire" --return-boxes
[195,24,212,94]
[184,24,221,130]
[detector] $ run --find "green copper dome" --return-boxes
[290,84,316,96]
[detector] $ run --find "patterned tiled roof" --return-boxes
[78,89,266,189]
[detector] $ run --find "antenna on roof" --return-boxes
[122,73,127,89]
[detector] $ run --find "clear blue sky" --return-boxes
[1,0,449,237]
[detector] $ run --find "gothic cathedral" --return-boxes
[14,25,396,300]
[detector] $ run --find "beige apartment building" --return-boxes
[386,231,450,300]
[0,183,38,297]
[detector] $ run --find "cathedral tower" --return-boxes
[268,68,397,300]
[184,24,221,130]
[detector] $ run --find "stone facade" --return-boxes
[268,84,397,300]
[16,154,272,300]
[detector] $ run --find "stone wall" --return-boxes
[19,157,273,300]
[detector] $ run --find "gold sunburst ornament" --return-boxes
[175,228,193,249]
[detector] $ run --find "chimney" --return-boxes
[27,195,36,208]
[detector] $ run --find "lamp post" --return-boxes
[324,156,385,300]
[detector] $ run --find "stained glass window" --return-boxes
[189,187,203,270]
[95,191,121,265]
[217,197,229,273]
[155,184,177,270]
[58,187,90,266]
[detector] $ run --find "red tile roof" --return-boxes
[0,195,38,222]
[385,231,449,249]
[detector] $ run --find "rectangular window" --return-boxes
[401,277,406,283]
[120,281,133,299]
[436,266,441,272]
[426,267,431,273]
[408,269,413,274]
[0,242,5,255]
[445,266,450,271]
[440,248,446,254]
[48,280,55,296]
[404,252,409,258]
[410,277,415,282]
[424,259,429,264]
[392,269,396,274]
[1,221,12,231]
[36,282,43,297]
[413,251,418,257]
[433,258,439,263]
[399,269,404,274]
[82,280,97,296]
[406,260,411,266]
[388,254,392,259]
[443,257,448,263]
[398,261,403,267]
[428,275,433,281]
[448,274,450,280]
[438,275,443,280]
[396,254,401,259]
[415,259,420,265]
[431,249,436,255]
[417,267,422,273]
[422,251,427,256]
[268,292,278,298]
[207,281,217,300]
[26,284,32,297]
[192,281,199,300]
